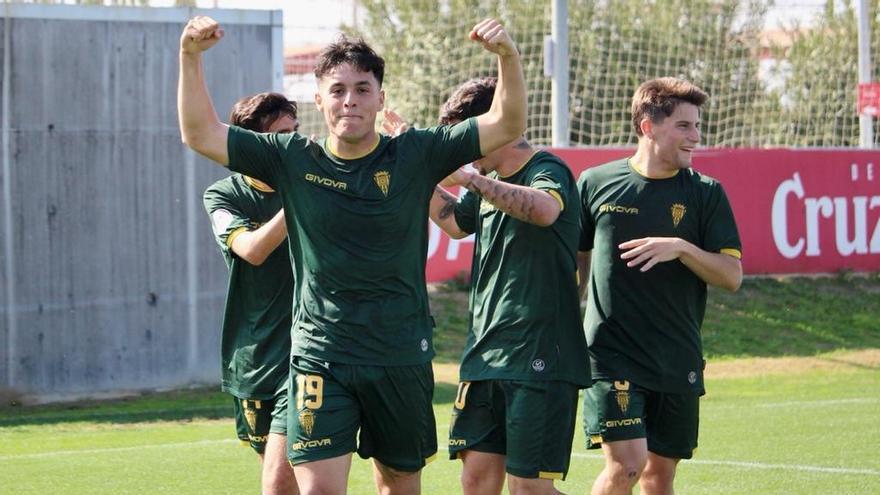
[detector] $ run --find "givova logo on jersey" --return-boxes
[599,203,639,215]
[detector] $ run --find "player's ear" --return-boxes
[639,118,653,139]
[314,92,323,111]
[378,88,385,107]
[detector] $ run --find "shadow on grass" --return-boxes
[1,382,464,428]
[0,387,232,428]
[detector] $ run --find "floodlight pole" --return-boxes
[551,0,569,147]
[857,0,873,148]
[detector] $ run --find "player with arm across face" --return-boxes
[577,77,743,495]
[422,77,590,495]
[179,16,526,495]
[202,92,300,495]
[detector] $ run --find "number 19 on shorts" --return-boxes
[296,375,324,410]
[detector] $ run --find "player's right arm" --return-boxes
[470,19,527,156]
[229,209,288,266]
[178,16,229,166]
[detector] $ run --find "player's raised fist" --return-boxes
[469,19,517,57]
[180,16,224,54]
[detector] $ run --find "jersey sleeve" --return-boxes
[203,183,252,256]
[226,126,296,187]
[577,170,595,252]
[701,181,743,259]
[526,158,573,213]
[413,118,483,184]
[453,188,479,235]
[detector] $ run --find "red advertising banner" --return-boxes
[425,148,880,281]
[858,82,880,116]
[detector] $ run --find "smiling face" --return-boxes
[315,63,384,146]
[645,102,701,170]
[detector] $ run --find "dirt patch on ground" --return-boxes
[706,349,880,379]
[434,349,880,384]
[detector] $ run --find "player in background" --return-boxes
[204,93,299,494]
[388,76,589,495]
[577,77,742,495]
[202,92,299,495]
[179,15,526,494]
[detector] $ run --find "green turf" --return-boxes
[1,361,877,494]
[2,275,878,493]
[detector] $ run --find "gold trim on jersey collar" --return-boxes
[628,158,680,179]
[327,134,381,160]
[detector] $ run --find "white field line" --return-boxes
[704,397,880,410]
[2,433,877,477]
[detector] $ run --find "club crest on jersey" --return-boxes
[299,409,315,437]
[671,203,686,227]
[374,170,391,196]
[531,359,545,372]
[613,380,630,414]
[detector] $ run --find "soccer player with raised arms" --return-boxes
[178,15,526,495]
[202,92,299,495]
[577,77,742,495]
[423,77,590,495]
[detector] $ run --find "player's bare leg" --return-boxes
[507,475,563,495]
[460,450,505,495]
[591,438,647,495]
[292,453,352,495]
[262,433,298,494]
[638,452,679,495]
[372,460,422,495]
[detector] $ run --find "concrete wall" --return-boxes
[0,4,283,403]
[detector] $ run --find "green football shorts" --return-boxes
[447,379,579,480]
[287,356,437,472]
[233,377,289,454]
[583,378,699,459]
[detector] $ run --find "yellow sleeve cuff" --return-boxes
[720,248,742,259]
[546,190,565,211]
[226,226,248,248]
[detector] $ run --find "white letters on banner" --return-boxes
[772,170,880,259]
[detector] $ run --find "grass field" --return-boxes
[1,276,879,494]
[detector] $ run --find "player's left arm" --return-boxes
[469,19,527,155]
[619,237,742,292]
[229,209,288,266]
[445,167,561,227]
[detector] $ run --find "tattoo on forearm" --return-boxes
[468,177,539,223]
[435,187,458,220]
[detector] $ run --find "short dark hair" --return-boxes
[631,77,708,136]
[439,77,497,125]
[229,92,297,133]
[314,35,385,86]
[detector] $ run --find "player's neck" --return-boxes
[496,145,536,178]
[327,132,380,160]
[631,145,679,179]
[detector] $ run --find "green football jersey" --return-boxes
[203,174,294,399]
[227,119,481,365]
[578,158,742,394]
[454,151,590,386]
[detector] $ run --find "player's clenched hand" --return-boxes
[469,19,517,57]
[619,237,686,272]
[180,16,224,55]
[381,108,409,136]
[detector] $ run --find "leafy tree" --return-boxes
[771,0,877,146]
[354,0,771,147]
